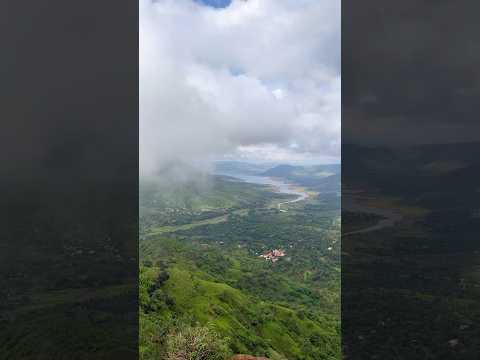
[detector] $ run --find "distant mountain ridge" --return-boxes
[213,161,341,192]
[214,161,276,176]
[261,164,298,177]
[342,142,480,206]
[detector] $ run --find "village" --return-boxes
[259,249,286,263]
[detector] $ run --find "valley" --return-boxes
[342,143,480,359]
[139,162,341,360]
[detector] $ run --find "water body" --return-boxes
[215,172,308,208]
[342,195,403,236]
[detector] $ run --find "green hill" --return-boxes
[140,237,339,360]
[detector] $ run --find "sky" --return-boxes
[343,0,480,146]
[194,0,232,8]
[140,0,340,177]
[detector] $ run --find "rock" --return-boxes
[231,355,270,360]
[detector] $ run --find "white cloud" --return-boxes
[140,0,340,176]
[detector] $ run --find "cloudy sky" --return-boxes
[140,0,340,176]
[343,0,480,146]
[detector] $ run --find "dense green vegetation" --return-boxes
[140,176,292,236]
[0,184,137,359]
[342,143,480,359]
[140,169,340,359]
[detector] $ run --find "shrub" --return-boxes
[165,326,231,360]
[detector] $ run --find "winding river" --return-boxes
[342,195,403,236]
[216,172,309,209]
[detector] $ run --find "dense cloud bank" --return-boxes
[140,0,340,177]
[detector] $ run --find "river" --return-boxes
[215,172,309,209]
[342,195,403,236]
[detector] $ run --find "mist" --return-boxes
[140,0,340,183]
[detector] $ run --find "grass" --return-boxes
[144,269,339,358]
[140,233,340,359]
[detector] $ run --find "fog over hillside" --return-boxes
[140,0,340,181]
